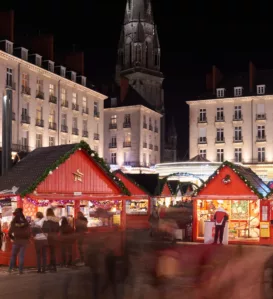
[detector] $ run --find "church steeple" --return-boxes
[124,0,154,23]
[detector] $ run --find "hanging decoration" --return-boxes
[222,175,231,184]
[25,197,74,207]
[20,141,130,197]
[194,160,266,199]
[91,200,120,210]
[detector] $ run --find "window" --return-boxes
[5,41,13,54]
[21,131,28,150]
[6,68,13,87]
[83,120,88,131]
[49,136,55,146]
[36,78,43,92]
[61,88,66,104]
[199,149,207,159]
[216,88,225,98]
[234,106,242,120]
[36,106,42,120]
[111,115,117,124]
[111,136,117,145]
[36,134,43,148]
[234,148,242,163]
[143,115,147,126]
[199,109,207,122]
[257,85,265,95]
[72,117,78,129]
[22,48,28,61]
[94,101,99,115]
[36,56,42,67]
[72,93,77,104]
[143,153,146,165]
[82,77,86,86]
[257,125,265,140]
[125,132,131,143]
[199,127,207,143]
[61,113,67,126]
[49,108,55,123]
[60,67,66,77]
[234,87,243,97]
[216,107,224,121]
[234,127,242,141]
[216,128,224,142]
[49,84,55,96]
[258,147,265,162]
[217,149,224,162]
[48,61,54,72]
[124,114,131,124]
[82,97,87,108]
[111,153,117,164]
[71,72,76,82]
[22,73,29,87]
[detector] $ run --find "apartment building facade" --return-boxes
[104,103,161,171]
[0,40,106,158]
[187,63,273,181]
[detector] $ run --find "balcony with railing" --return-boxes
[6,81,16,90]
[109,123,117,130]
[233,136,243,143]
[72,128,79,135]
[61,100,69,108]
[21,85,31,96]
[36,91,44,100]
[143,123,147,129]
[215,137,225,143]
[123,141,132,148]
[61,125,68,133]
[49,95,57,104]
[256,135,266,142]
[154,127,159,133]
[49,122,57,131]
[35,119,44,127]
[21,115,30,124]
[198,137,207,144]
[233,114,243,121]
[198,116,207,123]
[149,144,153,150]
[109,143,117,148]
[82,130,89,138]
[94,133,100,140]
[72,103,79,111]
[82,107,89,115]
[94,111,100,118]
[256,113,266,121]
[154,145,159,151]
[143,142,147,148]
[123,122,131,128]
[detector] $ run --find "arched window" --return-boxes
[145,42,149,67]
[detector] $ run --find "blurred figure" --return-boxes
[42,208,59,272]
[149,206,159,237]
[32,211,47,273]
[60,217,74,267]
[8,208,30,274]
[213,206,229,245]
[75,211,87,265]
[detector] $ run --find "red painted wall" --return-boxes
[115,172,147,195]
[161,183,172,196]
[37,150,121,195]
[199,165,254,196]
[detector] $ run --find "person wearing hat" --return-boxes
[8,208,30,274]
[213,206,229,245]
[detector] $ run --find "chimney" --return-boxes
[0,11,14,42]
[29,35,54,60]
[120,77,129,102]
[64,51,84,75]
[212,65,222,95]
[249,61,256,93]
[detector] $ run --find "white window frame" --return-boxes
[5,41,13,54]
[60,67,66,77]
[71,72,76,82]
[216,88,225,98]
[217,149,224,162]
[234,106,242,120]
[258,147,265,163]
[199,108,207,122]
[199,149,207,159]
[257,85,265,95]
[21,48,28,61]
[216,107,224,121]
[36,55,42,67]
[234,148,242,163]
[257,125,265,140]
[111,115,117,124]
[36,134,43,148]
[216,128,224,142]
[234,87,243,97]
[49,84,55,96]
[6,68,13,87]
[234,126,242,141]
[49,136,55,146]
[111,153,117,164]
[48,61,54,72]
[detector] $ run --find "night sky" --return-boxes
[1,0,273,159]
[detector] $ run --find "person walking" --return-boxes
[42,208,59,272]
[8,208,30,274]
[213,206,229,245]
[75,211,87,265]
[60,217,74,267]
[31,212,47,273]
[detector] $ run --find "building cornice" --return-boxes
[186,95,273,105]
[0,50,107,101]
[104,105,162,117]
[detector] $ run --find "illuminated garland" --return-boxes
[21,141,130,197]
[194,161,266,199]
[25,197,74,207]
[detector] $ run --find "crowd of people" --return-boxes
[4,207,88,274]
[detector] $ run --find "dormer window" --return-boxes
[36,55,42,67]
[21,48,28,61]
[234,87,243,97]
[82,77,86,86]
[216,88,225,98]
[5,40,13,54]
[60,67,66,77]
[257,85,265,95]
[48,61,54,72]
[71,72,76,82]
[77,76,86,86]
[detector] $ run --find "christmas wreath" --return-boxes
[222,175,231,184]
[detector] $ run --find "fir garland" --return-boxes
[193,161,265,199]
[21,140,130,197]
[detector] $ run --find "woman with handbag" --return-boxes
[31,212,47,273]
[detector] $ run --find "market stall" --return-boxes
[0,141,130,266]
[193,161,272,245]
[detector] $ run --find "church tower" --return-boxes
[116,0,164,113]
